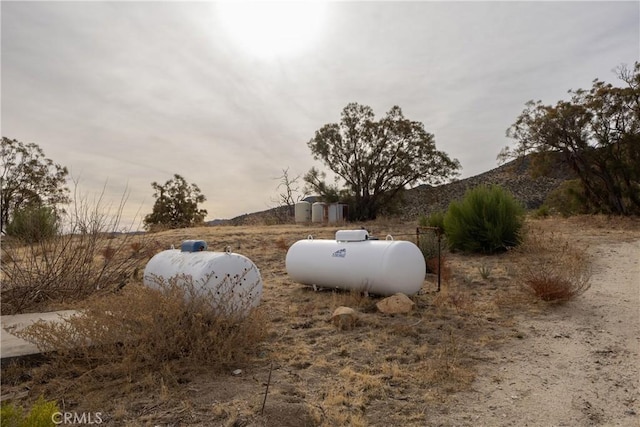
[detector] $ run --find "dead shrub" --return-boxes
[0,184,149,314]
[431,289,472,314]
[101,245,116,261]
[0,233,148,314]
[18,275,268,374]
[518,231,592,302]
[524,276,578,301]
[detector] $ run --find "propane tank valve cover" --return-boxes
[181,240,208,252]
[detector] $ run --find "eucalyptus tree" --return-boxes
[501,63,640,215]
[306,103,461,220]
[1,137,70,234]
[144,174,207,230]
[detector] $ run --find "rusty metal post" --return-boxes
[436,227,441,292]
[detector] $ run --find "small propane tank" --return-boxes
[143,240,263,316]
[285,230,426,296]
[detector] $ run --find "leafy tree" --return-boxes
[306,103,461,220]
[544,179,589,217]
[303,167,349,204]
[143,174,207,230]
[6,205,59,243]
[0,137,70,234]
[501,63,640,215]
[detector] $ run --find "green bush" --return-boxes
[417,232,445,265]
[443,185,524,253]
[533,204,551,218]
[418,211,446,230]
[5,205,59,243]
[417,212,448,272]
[0,395,59,427]
[544,179,589,217]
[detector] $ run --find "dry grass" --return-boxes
[274,236,290,252]
[3,216,638,426]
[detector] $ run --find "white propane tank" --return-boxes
[143,240,263,316]
[285,230,426,296]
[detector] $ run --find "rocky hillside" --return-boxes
[225,154,574,225]
[399,154,574,220]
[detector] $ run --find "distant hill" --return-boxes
[206,218,231,226]
[399,153,574,220]
[220,154,574,225]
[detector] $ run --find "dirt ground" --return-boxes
[429,226,640,426]
[2,216,639,426]
[212,218,640,427]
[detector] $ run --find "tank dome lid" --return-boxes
[335,229,369,242]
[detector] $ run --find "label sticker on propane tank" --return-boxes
[331,248,346,258]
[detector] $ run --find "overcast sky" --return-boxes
[2,1,638,226]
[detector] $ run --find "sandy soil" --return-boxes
[431,238,640,427]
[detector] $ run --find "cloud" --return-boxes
[2,1,638,223]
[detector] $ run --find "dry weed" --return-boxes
[430,288,473,314]
[129,241,142,253]
[447,291,473,314]
[425,331,474,390]
[330,289,374,311]
[19,279,267,369]
[0,232,149,313]
[517,231,592,302]
[101,244,116,261]
[426,254,452,283]
[320,378,373,427]
[274,236,290,251]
